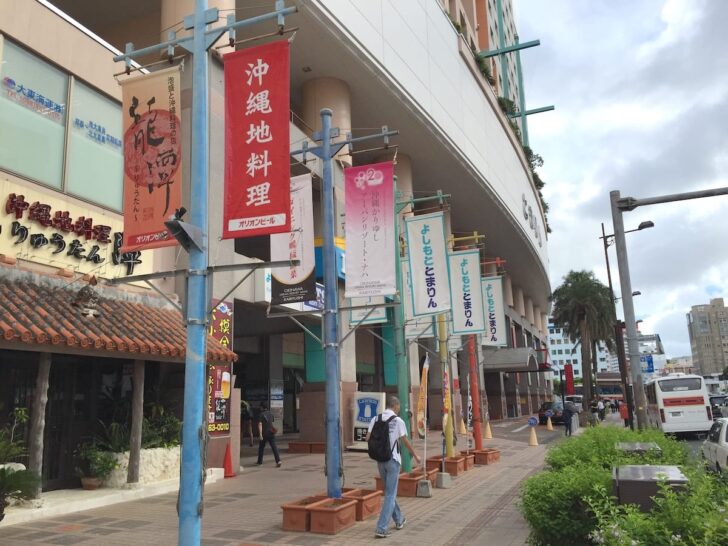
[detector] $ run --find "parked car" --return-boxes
[709,395,728,419]
[702,418,728,472]
[565,395,584,412]
[538,401,564,424]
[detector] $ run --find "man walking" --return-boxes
[366,396,421,539]
[562,401,575,437]
[256,403,281,467]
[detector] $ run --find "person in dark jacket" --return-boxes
[562,401,575,436]
[256,403,281,467]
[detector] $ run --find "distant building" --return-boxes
[664,356,694,375]
[547,321,613,378]
[687,298,728,376]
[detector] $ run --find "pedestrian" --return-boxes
[562,401,575,437]
[597,399,605,421]
[589,397,599,425]
[366,395,421,539]
[241,399,254,447]
[256,403,281,467]
[619,400,630,427]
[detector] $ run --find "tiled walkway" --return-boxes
[0,428,554,545]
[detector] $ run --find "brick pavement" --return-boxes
[0,434,549,546]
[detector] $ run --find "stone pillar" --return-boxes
[504,372,520,418]
[503,274,515,307]
[302,77,352,164]
[534,306,542,336]
[514,287,526,318]
[160,0,235,42]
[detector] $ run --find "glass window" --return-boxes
[0,40,67,188]
[709,422,722,443]
[66,81,123,210]
[658,378,702,392]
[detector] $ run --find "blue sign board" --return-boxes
[640,354,654,373]
[545,410,553,418]
[528,416,538,427]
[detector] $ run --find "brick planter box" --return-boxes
[343,489,383,521]
[281,495,328,531]
[287,441,312,454]
[426,467,438,485]
[398,472,425,497]
[444,456,465,477]
[310,442,326,454]
[316,487,360,497]
[309,498,358,534]
[460,452,475,471]
[473,449,501,465]
[425,455,444,472]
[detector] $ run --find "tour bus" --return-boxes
[645,373,713,435]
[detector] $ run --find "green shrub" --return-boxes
[0,467,41,522]
[74,442,118,479]
[545,426,688,472]
[521,464,612,545]
[0,430,25,464]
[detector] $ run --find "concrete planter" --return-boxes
[460,452,475,471]
[343,489,383,521]
[280,495,328,532]
[309,498,357,534]
[103,446,180,488]
[287,441,311,454]
[444,457,465,476]
[473,449,501,465]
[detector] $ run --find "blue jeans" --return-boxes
[376,458,403,533]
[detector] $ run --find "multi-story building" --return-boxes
[664,355,694,375]
[547,321,612,378]
[1,0,550,491]
[688,298,728,376]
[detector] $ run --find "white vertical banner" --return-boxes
[349,296,388,326]
[482,276,507,347]
[448,249,486,334]
[405,211,451,316]
[402,258,435,338]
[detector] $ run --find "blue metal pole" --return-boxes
[320,108,342,498]
[179,0,209,543]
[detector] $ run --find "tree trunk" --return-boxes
[580,318,591,413]
[28,353,51,499]
[127,360,145,485]
[591,340,599,400]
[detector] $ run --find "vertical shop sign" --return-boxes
[402,258,435,338]
[223,40,290,238]
[565,363,575,396]
[405,212,451,316]
[343,161,396,298]
[207,363,232,435]
[120,66,182,251]
[416,354,430,439]
[448,249,486,334]
[209,300,234,350]
[270,174,315,304]
[481,276,507,347]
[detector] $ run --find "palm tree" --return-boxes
[551,271,615,413]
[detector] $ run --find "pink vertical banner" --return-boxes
[344,161,396,298]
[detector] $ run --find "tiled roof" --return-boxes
[0,267,237,363]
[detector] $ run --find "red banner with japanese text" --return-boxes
[565,363,575,395]
[120,66,182,251]
[223,40,290,239]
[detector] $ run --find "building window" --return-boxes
[66,80,123,210]
[0,40,68,189]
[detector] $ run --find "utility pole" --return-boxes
[292,112,397,497]
[611,185,728,429]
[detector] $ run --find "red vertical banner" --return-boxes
[223,40,290,238]
[565,363,575,395]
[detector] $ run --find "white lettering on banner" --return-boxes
[245,182,271,207]
[482,276,507,347]
[448,250,486,334]
[405,212,451,316]
[245,59,269,85]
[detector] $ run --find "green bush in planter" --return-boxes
[520,464,612,545]
[0,467,40,522]
[74,442,117,480]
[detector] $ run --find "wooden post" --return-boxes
[127,360,145,484]
[28,353,51,498]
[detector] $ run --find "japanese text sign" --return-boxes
[402,258,435,338]
[405,211,451,316]
[120,66,182,251]
[270,174,316,304]
[481,276,507,347]
[344,162,396,298]
[209,299,233,350]
[448,249,486,334]
[207,363,232,435]
[223,40,290,238]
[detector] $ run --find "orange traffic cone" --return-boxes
[223,443,236,478]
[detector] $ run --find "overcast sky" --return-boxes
[516,0,728,358]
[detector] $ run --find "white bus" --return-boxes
[645,373,713,435]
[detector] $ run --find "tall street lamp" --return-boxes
[600,221,653,429]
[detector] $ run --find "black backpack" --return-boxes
[368,414,398,462]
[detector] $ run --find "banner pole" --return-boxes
[468,335,483,450]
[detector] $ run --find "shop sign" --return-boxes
[223,40,290,238]
[416,354,430,439]
[209,300,233,350]
[1,76,65,123]
[3,192,142,275]
[344,161,396,298]
[120,66,182,251]
[402,258,435,339]
[72,118,122,149]
[207,363,232,435]
[270,174,316,304]
[352,392,385,445]
[405,211,451,316]
[481,276,507,347]
[448,249,486,334]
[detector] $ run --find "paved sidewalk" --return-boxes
[0,425,558,546]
